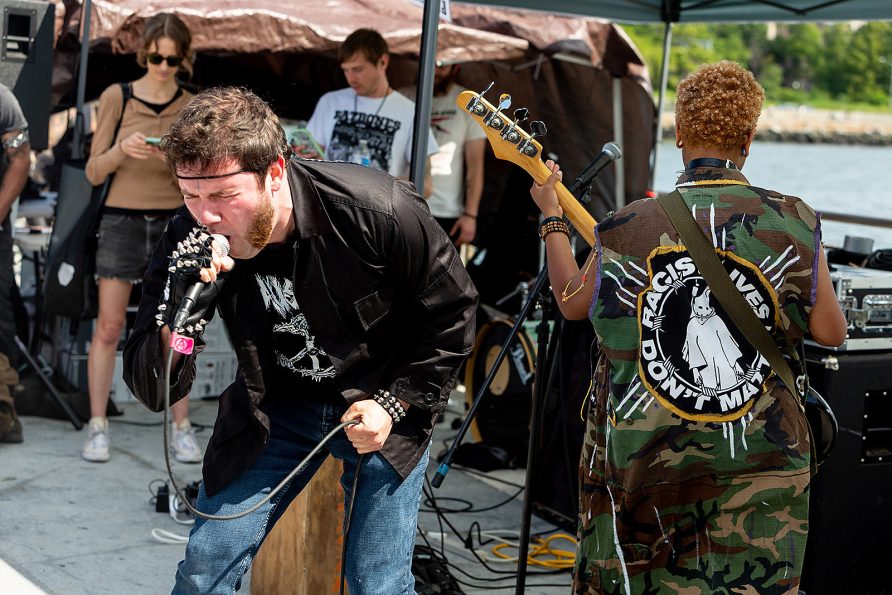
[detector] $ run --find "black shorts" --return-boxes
[95,209,174,283]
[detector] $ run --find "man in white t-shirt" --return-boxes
[424,64,486,246]
[303,29,437,195]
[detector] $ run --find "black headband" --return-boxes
[176,168,251,180]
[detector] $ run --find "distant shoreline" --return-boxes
[660,105,892,146]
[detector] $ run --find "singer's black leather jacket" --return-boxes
[123,158,478,496]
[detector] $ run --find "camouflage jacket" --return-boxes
[575,164,819,594]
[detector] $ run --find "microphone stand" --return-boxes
[433,156,614,594]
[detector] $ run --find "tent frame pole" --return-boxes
[410,0,440,196]
[71,0,92,160]
[649,21,673,190]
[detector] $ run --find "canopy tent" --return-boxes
[49,0,530,109]
[459,0,892,23]
[49,0,655,289]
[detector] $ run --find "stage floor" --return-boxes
[0,391,572,594]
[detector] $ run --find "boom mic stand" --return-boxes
[433,153,616,594]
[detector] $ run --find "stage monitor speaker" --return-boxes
[0,0,54,151]
[464,318,535,465]
[801,349,892,595]
[528,317,594,532]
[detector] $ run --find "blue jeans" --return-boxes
[172,397,427,595]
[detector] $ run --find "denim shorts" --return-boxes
[95,209,174,283]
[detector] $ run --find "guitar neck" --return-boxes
[529,159,597,247]
[454,89,597,246]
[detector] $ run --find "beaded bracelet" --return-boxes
[372,390,406,424]
[540,218,570,240]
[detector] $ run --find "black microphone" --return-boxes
[568,142,622,195]
[171,234,230,330]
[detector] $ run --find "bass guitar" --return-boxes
[456,85,599,246]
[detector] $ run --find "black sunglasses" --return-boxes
[147,53,182,67]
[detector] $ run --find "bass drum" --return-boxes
[464,318,537,464]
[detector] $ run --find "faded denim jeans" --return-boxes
[172,396,427,595]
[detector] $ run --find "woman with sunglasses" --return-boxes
[83,13,198,463]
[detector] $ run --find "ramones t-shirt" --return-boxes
[307,87,438,177]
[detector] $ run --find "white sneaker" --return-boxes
[82,417,110,462]
[171,419,202,464]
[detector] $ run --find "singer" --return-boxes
[122,87,477,594]
[528,62,845,593]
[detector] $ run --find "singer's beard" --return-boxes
[247,191,275,250]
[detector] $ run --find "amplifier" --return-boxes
[801,349,892,593]
[806,264,892,351]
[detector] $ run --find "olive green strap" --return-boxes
[655,190,800,400]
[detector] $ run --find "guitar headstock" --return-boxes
[457,86,547,181]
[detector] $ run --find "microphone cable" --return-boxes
[162,342,360,520]
[162,347,367,593]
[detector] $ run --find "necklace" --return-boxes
[354,86,390,116]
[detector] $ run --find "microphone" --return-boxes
[568,142,622,195]
[171,234,230,330]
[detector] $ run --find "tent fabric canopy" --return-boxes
[50,0,654,102]
[459,0,892,24]
[52,0,530,63]
[51,1,657,78]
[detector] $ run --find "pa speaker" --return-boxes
[0,0,54,150]
[801,349,892,595]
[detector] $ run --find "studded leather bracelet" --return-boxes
[372,390,406,424]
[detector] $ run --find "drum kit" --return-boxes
[463,307,540,464]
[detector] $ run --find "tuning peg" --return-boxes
[497,94,512,111]
[466,82,495,117]
[485,94,512,131]
[529,120,547,139]
[517,120,547,157]
[500,106,529,144]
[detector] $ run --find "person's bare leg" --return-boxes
[87,278,132,418]
[172,396,190,425]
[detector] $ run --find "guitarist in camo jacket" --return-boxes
[529,61,846,594]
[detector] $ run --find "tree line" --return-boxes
[624,22,892,108]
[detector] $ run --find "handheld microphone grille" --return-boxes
[602,142,622,161]
[210,234,230,257]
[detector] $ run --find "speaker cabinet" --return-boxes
[801,349,892,595]
[0,0,54,150]
[529,317,593,532]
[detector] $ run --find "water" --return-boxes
[654,141,892,250]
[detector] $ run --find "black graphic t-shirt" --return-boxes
[246,241,338,399]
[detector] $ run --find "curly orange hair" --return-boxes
[675,61,764,152]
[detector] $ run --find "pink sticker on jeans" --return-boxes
[170,333,195,355]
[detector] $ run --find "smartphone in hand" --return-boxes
[145,137,162,146]
[288,125,324,159]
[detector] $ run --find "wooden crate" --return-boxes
[252,456,347,594]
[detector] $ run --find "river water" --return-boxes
[653,140,892,250]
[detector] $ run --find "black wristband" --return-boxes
[372,390,406,423]
[539,215,563,230]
